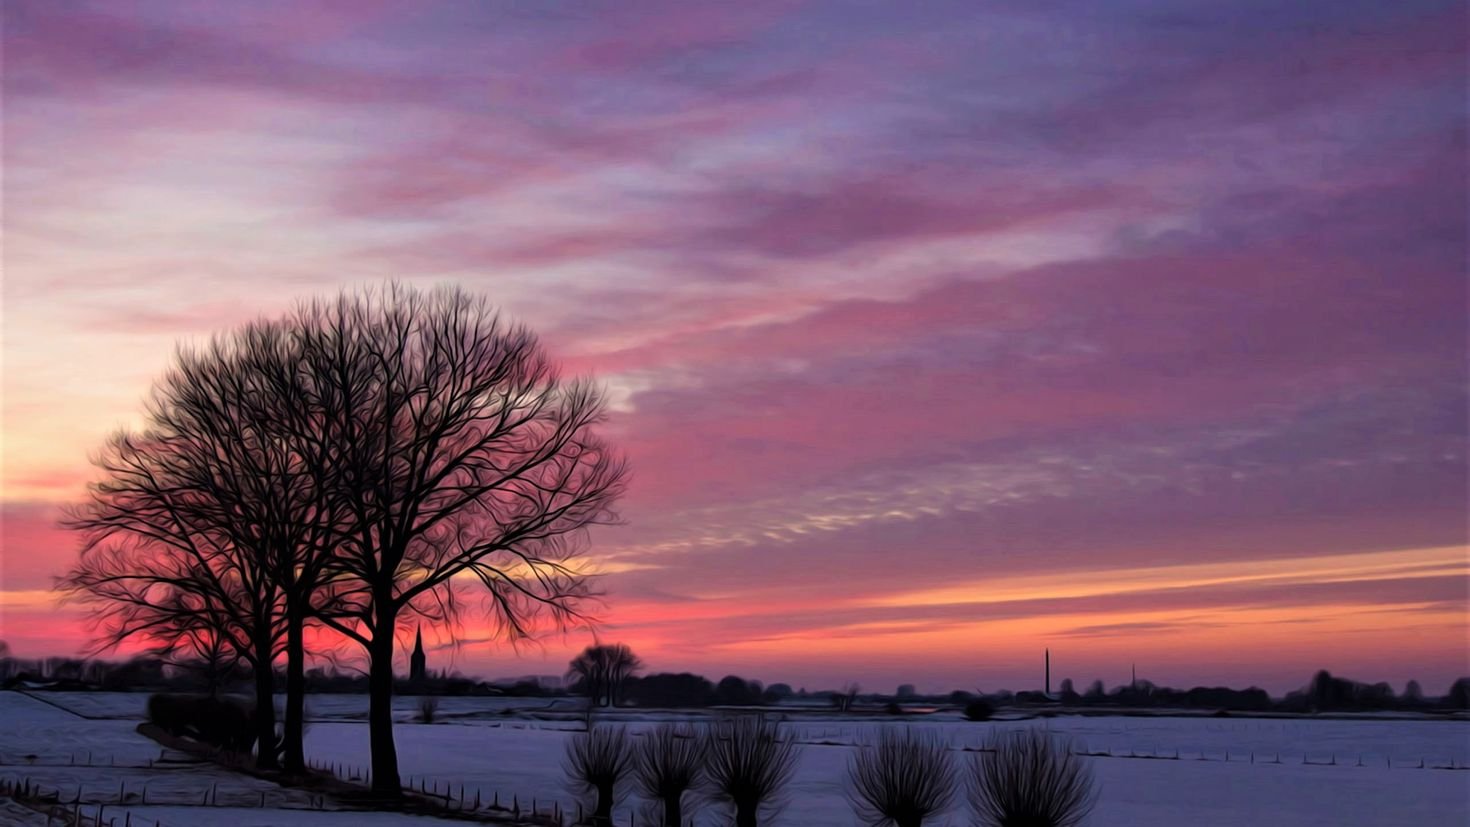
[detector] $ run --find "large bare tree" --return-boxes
[61,285,625,792]
[291,285,627,794]
[60,323,302,767]
[62,320,358,772]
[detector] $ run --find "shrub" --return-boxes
[704,715,799,827]
[1448,677,1470,710]
[714,675,764,706]
[847,728,956,827]
[146,693,256,754]
[635,723,707,826]
[627,672,716,707]
[417,696,439,724]
[968,729,1096,827]
[565,725,633,826]
[963,699,994,721]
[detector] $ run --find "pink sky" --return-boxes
[2,0,1466,695]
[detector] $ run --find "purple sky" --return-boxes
[2,0,1466,694]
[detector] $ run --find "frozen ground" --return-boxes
[0,691,464,826]
[305,711,1470,826]
[4,691,1467,825]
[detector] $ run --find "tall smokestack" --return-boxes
[1045,648,1051,696]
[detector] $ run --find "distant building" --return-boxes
[410,628,427,682]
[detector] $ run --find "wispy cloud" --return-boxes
[2,0,1464,690]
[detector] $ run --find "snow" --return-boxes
[0,799,49,826]
[302,702,1470,826]
[0,691,466,826]
[5,691,1468,825]
[97,807,465,826]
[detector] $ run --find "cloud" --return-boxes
[2,0,1464,690]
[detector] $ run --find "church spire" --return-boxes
[410,626,427,682]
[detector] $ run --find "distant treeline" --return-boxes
[5,652,1466,715]
[0,653,529,697]
[1017,670,1470,713]
[607,669,1470,714]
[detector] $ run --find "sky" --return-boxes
[1,0,1466,695]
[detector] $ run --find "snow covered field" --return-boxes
[3,691,1467,825]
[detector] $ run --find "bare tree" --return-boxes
[704,715,799,827]
[246,323,360,773]
[968,729,1096,827]
[635,723,707,826]
[61,319,361,773]
[568,646,608,710]
[846,728,956,827]
[294,285,628,794]
[59,324,300,767]
[834,682,861,712]
[565,725,634,826]
[569,643,644,708]
[60,285,625,791]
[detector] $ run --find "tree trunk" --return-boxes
[252,638,278,770]
[593,784,613,825]
[283,608,307,774]
[662,796,682,827]
[368,602,401,795]
[735,802,758,827]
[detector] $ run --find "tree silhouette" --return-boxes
[635,723,707,826]
[569,643,644,708]
[846,728,956,827]
[59,321,313,768]
[969,729,1095,827]
[703,715,799,827]
[565,725,634,826]
[1402,679,1424,705]
[292,285,627,793]
[61,284,626,793]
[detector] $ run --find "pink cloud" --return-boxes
[2,0,1463,690]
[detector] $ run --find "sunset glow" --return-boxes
[2,0,1466,695]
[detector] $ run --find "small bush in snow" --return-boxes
[146,693,256,753]
[963,699,995,721]
[565,724,633,826]
[846,728,957,827]
[704,715,799,827]
[417,696,439,724]
[635,723,707,826]
[968,729,1096,827]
